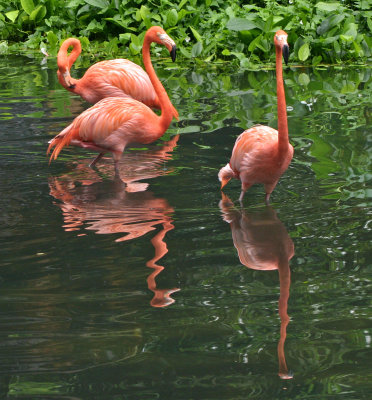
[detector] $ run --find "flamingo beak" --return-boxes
[170,45,177,62]
[220,176,231,190]
[283,44,289,65]
[63,70,75,89]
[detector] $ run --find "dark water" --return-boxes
[0,53,371,399]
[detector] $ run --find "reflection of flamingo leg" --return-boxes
[277,260,293,379]
[146,220,180,307]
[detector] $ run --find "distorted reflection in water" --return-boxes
[219,193,293,380]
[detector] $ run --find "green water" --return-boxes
[0,53,371,399]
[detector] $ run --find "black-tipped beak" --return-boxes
[170,45,177,62]
[69,84,76,89]
[283,44,289,65]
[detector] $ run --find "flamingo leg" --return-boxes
[239,190,246,205]
[112,151,123,182]
[265,192,271,205]
[264,182,277,205]
[239,182,252,205]
[89,152,105,168]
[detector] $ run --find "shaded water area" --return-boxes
[0,52,371,399]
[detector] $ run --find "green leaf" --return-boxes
[179,46,191,58]
[130,33,141,47]
[298,42,310,61]
[119,33,131,44]
[46,31,58,48]
[226,18,256,32]
[367,18,372,33]
[317,14,345,35]
[80,36,90,49]
[333,40,341,55]
[104,17,127,29]
[191,41,203,57]
[85,19,105,33]
[5,10,19,23]
[248,35,261,52]
[342,23,358,39]
[315,2,342,12]
[84,0,109,8]
[29,5,47,22]
[341,82,355,94]
[21,0,35,15]
[129,42,141,55]
[166,9,178,27]
[189,26,202,43]
[352,40,363,57]
[340,35,353,43]
[312,55,322,66]
[298,73,310,86]
[139,5,150,21]
[264,15,273,32]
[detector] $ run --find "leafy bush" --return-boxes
[0,0,371,66]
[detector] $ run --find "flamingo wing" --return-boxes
[47,97,157,162]
[83,59,158,105]
[230,126,278,175]
[83,59,179,120]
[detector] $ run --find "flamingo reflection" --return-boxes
[219,193,294,379]
[48,136,180,307]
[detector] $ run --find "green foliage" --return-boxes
[0,0,371,66]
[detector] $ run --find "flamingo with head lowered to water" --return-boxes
[218,30,293,205]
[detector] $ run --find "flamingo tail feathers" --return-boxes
[47,126,75,164]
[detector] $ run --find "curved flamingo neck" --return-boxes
[142,36,173,133]
[57,39,81,89]
[275,46,289,156]
[58,38,81,70]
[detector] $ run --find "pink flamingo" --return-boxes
[218,30,293,205]
[57,35,178,118]
[48,26,178,180]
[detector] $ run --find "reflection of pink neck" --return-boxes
[146,220,179,307]
[277,259,292,379]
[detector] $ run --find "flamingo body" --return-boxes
[49,26,178,179]
[220,125,293,201]
[57,38,178,119]
[48,97,168,158]
[219,30,292,204]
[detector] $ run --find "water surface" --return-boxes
[0,53,371,399]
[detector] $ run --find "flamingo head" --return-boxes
[274,30,289,65]
[218,163,235,190]
[146,26,177,62]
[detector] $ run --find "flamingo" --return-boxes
[218,30,293,205]
[48,26,178,180]
[57,36,179,118]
